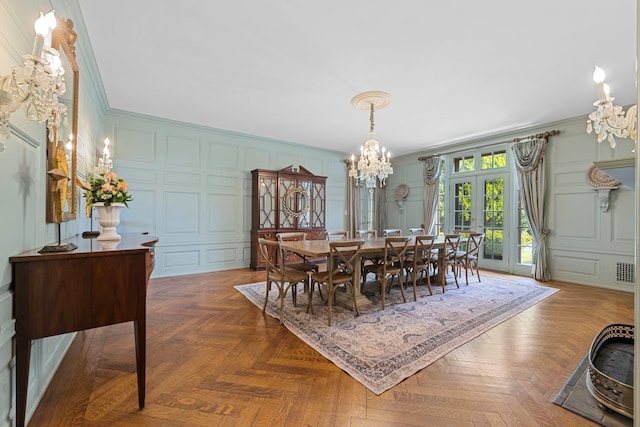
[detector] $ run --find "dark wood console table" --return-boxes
[10,232,158,427]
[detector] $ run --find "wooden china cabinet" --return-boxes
[250,165,327,270]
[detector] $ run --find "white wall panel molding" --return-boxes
[205,174,240,193]
[554,170,594,187]
[553,192,598,239]
[117,166,158,185]
[207,141,239,170]
[553,254,599,278]
[206,194,237,234]
[113,127,157,163]
[164,171,201,188]
[162,249,201,270]
[0,319,14,351]
[163,192,200,234]
[245,148,272,171]
[206,248,238,267]
[166,135,201,168]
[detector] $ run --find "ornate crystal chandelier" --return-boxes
[586,66,637,149]
[0,11,67,139]
[349,91,393,190]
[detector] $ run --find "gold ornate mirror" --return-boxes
[282,187,310,218]
[45,15,78,223]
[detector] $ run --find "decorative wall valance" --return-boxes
[421,155,442,185]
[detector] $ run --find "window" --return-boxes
[453,155,474,173]
[481,150,507,170]
[517,194,533,265]
[482,178,504,260]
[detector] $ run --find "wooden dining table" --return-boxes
[279,236,448,309]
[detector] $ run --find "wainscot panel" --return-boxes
[162,249,201,269]
[554,192,598,239]
[207,141,239,170]
[164,171,201,188]
[206,194,238,233]
[166,135,201,168]
[114,127,156,162]
[164,192,200,234]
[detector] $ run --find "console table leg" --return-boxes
[16,336,31,427]
[134,319,145,409]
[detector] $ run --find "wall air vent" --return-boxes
[616,262,635,283]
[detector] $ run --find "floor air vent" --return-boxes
[616,262,635,283]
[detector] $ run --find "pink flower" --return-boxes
[105,171,118,183]
[102,183,114,191]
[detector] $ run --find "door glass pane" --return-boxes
[453,181,472,231]
[482,177,504,260]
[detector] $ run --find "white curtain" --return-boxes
[512,137,550,281]
[346,161,360,238]
[374,182,386,235]
[422,156,442,235]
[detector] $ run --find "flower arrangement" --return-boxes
[75,170,133,216]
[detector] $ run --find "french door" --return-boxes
[449,172,510,272]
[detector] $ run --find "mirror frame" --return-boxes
[45,15,78,223]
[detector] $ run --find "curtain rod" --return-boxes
[418,129,560,161]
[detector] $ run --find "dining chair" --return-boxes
[276,232,319,273]
[456,232,485,285]
[440,234,461,292]
[408,227,425,236]
[356,229,377,239]
[405,235,438,300]
[310,240,364,326]
[383,228,402,237]
[355,229,379,281]
[363,236,411,309]
[258,238,311,324]
[325,230,349,240]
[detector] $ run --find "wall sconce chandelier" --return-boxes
[349,91,394,190]
[96,137,113,174]
[586,66,637,149]
[0,11,67,139]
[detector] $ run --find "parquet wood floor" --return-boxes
[27,268,633,426]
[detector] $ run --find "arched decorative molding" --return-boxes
[586,165,620,212]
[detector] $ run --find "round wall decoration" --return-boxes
[394,184,409,200]
[281,187,310,218]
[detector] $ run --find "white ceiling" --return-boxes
[77,0,637,157]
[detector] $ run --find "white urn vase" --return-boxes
[94,202,125,241]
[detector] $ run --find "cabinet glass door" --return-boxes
[259,176,276,228]
[279,178,297,228]
[312,181,325,228]
[297,180,312,228]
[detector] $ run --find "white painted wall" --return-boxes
[0,0,107,425]
[388,115,636,292]
[104,109,348,278]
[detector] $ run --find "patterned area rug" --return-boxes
[235,277,558,395]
